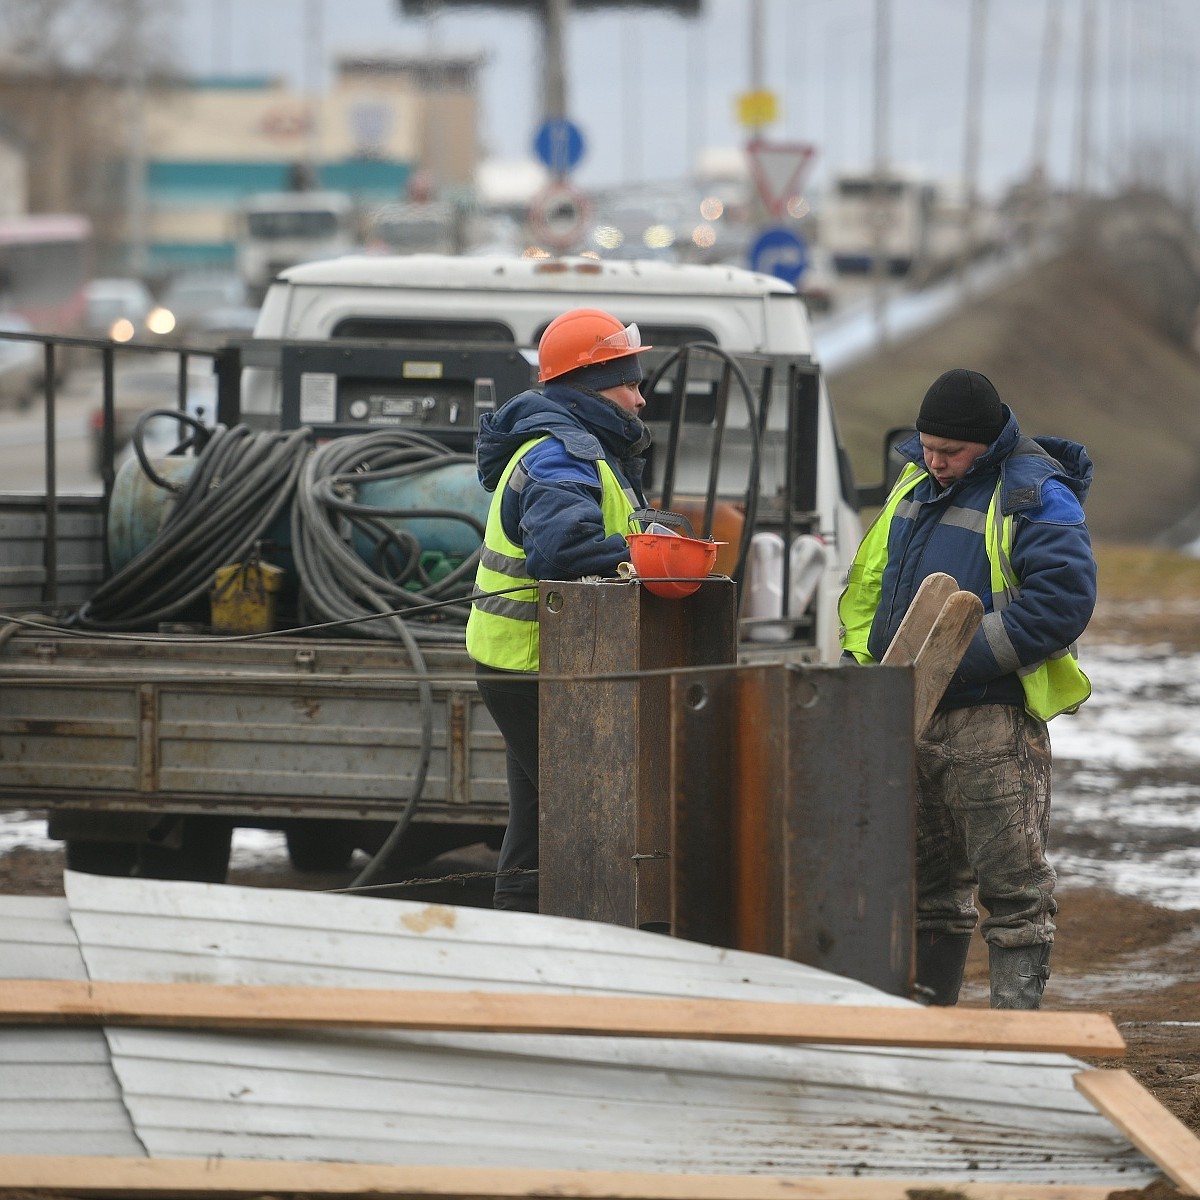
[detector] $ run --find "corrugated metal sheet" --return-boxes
[0,872,1160,1187]
[0,894,143,1158]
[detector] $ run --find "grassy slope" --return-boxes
[827,252,1200,542]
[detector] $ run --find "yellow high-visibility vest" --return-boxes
[839,463,1090,720]
[466,436,637,672]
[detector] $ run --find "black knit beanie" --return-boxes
[558,354,644,393]
[916,368,1005,445]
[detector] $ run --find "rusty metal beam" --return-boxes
[539,579,737,931]
[670,662,916,997]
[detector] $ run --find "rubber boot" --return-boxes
[988,942,1052,1009]
[914,931,972,1006]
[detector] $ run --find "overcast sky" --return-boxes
[174,0,1196,202]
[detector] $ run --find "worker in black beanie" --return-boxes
[915,368,1006,447]
[840,367,1097,1011]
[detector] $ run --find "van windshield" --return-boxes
[331,317,515,343]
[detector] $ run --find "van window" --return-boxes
[331,318,516,343]
[531,321,716,349]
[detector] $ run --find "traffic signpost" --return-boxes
[748,226,809,288]
[533,117,586,176]
[745,139,817,218]
[735,89,779,129]
[528,180,590,252]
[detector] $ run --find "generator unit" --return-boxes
[278,342,538,450]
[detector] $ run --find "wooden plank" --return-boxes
[1074,1069,1200,1196]
[910,590,984,736]
[0,1154,1128,1200]
[880,571,958,666]
[0,980,1126,1056]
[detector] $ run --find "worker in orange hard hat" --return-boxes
[467,307,653,913]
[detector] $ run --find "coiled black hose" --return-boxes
[74,419,314,630]
[74,417,485,888]
[290,428,482,644]
[289,428,485,888]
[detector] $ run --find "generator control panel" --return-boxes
[279,343,538,449]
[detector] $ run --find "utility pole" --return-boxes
[1029,0,1062,246]
[747,0,769,227]
[1073,0,1098,205]
[623,36,643,184]
[544,0,569,123]
[958,0,988,294]
[303,0,323,187]
[871,0,891,347]
[124,60,148,278]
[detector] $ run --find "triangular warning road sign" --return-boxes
[746,139,817,217]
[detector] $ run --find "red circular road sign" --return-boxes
[528,181,590,251]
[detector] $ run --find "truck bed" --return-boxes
[0,626,504,826]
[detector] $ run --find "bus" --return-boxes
[823,170,1003,282]
[235,191,357,302]
[822,170,936,277]
[0,213,92,334]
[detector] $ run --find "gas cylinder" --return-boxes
[352,462,491,561]
[107,454,198,572]
[653,497,745,577]
[107,453,489,579]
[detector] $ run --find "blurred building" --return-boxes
[0,50,483,277]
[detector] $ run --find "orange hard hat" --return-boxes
[625,531,721,600]
[537,308,652,383]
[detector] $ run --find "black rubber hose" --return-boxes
[643,341,764,586]
[290,431,473,888]
[131,408,216,492]
[75,424,314,630]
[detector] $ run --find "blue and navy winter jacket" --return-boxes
[474,381,649,581]
[867,407,1096,710]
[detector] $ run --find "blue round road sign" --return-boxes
[748,227,809,287]
[533,117,586,174]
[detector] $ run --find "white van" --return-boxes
[243,253,863,661]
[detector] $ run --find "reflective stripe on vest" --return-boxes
[838,463,925,665]
[465,435,637,672]
[839,463,1090,720]
[982,487,1091,720]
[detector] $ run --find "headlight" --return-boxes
[109,318,135,343]
[146,307,176,335]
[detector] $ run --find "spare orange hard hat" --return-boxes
[537,308,652,382]
[625,531,721,600]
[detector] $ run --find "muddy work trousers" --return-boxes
[475,665,540,914]
[916,703,1056,949]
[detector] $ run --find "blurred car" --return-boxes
[155,272,258,344]
[81,277,168,343]
[0,311,43,408]
[798,246,838,316]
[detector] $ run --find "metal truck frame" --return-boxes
[0,256,877,884]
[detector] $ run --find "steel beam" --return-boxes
[538,578,737,931]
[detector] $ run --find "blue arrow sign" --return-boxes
[533,117,586,174]
[748,226,809,287]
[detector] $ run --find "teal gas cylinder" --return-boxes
[107,455,199,572]
[107,455,294,574]
[107,455,488,575]
[352,462,490,563]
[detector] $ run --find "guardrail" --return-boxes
[0,328,242,605]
